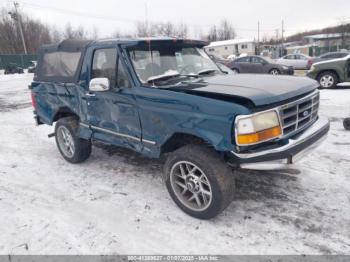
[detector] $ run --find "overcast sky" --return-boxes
[1,0,350,39]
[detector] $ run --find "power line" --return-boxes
[20,1,137,23]
[17,1,293,32]
[2,1,319,37]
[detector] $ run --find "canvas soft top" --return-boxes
[35,39,92,83]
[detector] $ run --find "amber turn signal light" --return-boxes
[237,126,282,145]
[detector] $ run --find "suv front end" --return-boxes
[230,90,330,170]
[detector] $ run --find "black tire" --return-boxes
[317,71,339,89]
[344,118,350,131]
[163,144,235,219]
[231,68,239,74]
[269,68,280,75]
[55,116,92,163]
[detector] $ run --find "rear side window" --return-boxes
[321,53,332,59]
[236,57,250,63]
[41,51,81,78]
[296,55,307,60]
[91,48,117,86]
[251,57,264,63]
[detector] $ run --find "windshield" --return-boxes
[127,44,221,85]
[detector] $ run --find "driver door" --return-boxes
[85,47,142,151]
[250,57,264,74]
[235,56,251,73]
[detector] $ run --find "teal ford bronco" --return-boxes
[30,38,330,219]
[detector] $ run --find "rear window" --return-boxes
[41,51,81,78]
[35,40,91,83]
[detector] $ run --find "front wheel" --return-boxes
[55,117,92,163]
[164,145,235,219]
[269,68,280,75]
[317,71,338,89]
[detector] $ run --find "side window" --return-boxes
[236,56,250,63]
[251,57,264,63]
[296,55,307,60]
[117,58,130,88]
[92,48,117,86]
[284,55,293,60]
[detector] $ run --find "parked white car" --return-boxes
[276,54,312,70]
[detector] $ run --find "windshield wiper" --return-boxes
[146,69,219,86]
[180,69,218,79]
[197,69,218,76]
[146,72,180,84]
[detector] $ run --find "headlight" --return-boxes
[235,110,282,145]
[309,65,315,72]
[282,65,289,70]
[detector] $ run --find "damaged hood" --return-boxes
[175,74,319,106]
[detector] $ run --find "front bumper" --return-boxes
[306,71,317,79]
[230,116,330,170]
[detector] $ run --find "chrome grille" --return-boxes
[279,91,320,137]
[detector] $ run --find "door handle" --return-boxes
[85,92,96,97]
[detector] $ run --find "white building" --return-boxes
[205,39,256,58]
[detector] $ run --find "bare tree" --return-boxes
[0,8,53,54]
[217,19,236,40]
[63,24,87,39]
[91,26,99,40]
[176,23,188,39]
[158,22,175,36]
[337,17,350,48]
[207,25,218,41]
[50,26,62,43]
[206,19,236,42]
[136,21,149,37]
[136,20,188,38]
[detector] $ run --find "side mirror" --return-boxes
[89,78,110,92]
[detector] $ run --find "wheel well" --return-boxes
[52,108,79,123]
[316,70,340,81]
[160,133,209,155]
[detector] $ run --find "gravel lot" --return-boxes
[0,74,349,255]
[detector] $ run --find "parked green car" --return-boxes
[307,54,350,88]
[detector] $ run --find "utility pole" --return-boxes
[281,20,285,56]
[145,2,149,37]
[8,2,27,54]
[257,21,260,55]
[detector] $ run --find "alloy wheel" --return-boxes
[270,69,279,75]
[170,161,212,212]
[320,75,334,88]
[57,126,75,158]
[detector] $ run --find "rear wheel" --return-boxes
[55,117,91,163]
[269,68,280,75]
[344,118,350,131]
[317,71,338,89]
[164,145,235,219]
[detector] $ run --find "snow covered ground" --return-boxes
[0,74,349,255]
